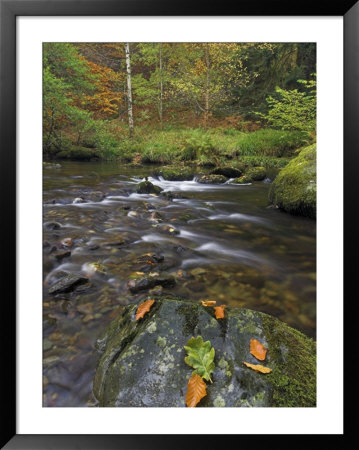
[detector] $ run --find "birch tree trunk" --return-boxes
[159,43,163,129]
[204,43,210,128]
[125,43,134,138]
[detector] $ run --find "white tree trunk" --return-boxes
[125,43,134,137]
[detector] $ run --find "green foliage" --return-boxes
[237,129,311,157]
[184,336,215,382]
[260,78,316,133]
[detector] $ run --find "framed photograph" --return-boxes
[1,0,356,448]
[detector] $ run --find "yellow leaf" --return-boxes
[243,361,272,374]
[201,300,216,307]
[135,300,155,321]
[185,374,207,407]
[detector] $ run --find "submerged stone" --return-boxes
[48,273,89,295]
[93,297,316,407]
[269,144,316,219]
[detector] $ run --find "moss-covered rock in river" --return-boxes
[93,297,316,407]
[210,166,243,178]
[136,180,163,195]
[269,144,316,219]
[232,175,252,184]
[246,166,266,181]
[154,166,195,181]
[197,174,227,184]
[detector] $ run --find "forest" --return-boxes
[43,42,316,165]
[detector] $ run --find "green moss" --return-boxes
[176,303,199,336]
[232,175,252,184]
[269,144,316,219]
[262,314,316,407]
[155,166,194,181]
[246,166,266,181]
[136,180,163,195]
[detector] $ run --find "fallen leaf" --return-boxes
[243,361,272,374]
[201,300,216,307]
[184,336,215,382]
[136,299,155,320]
[186,374,207,407]
[214,305,227,319]
[250,339,267,361]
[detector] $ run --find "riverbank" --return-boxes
[44,127,313,167]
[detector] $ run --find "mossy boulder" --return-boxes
[136,181,163,195]
[232,175,252,184]
[246,166,266,181]
[154,166,195,181]
[93,297,316,407]
[197,174,227,184]
[269,144,316,219]
[210,166,243,178]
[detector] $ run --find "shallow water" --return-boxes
[43,161,316,407]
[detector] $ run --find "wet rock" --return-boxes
[53,250,71,261]
[211,167,242,178]
[44,221,61,230]
[43,162,62,169]
[269,144,316,219]
[160,191,188,200]
[197,174,227,184]
[127,275,176,294]
[93,297,316,407]
[136,181,163,195]
[149,211,164,223]
[136,253,164,264]
[157,224,180,235]
[61,238,73,248]
[48,273,89,295]
[232,175,252,184]
[73,197,86,204]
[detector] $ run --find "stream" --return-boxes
[43,161,316,407]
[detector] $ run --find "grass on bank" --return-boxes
[47,125,314,169]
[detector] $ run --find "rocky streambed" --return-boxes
[43,161,316,407]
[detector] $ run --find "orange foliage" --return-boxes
[243,362,272,374]
[214,305,227,319]
[185,373,207,407]
[85,60,124,119]
[249,339,267,361]
[135,299,155,321]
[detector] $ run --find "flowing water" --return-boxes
[43,161,316,407]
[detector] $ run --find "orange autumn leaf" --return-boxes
[243,361,272,374]
[135,299,155,321]
[185,373,207,407]
[201,300,216,307]
[250,339,267,361]
[214,305,227,319]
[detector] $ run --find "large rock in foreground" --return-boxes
[269,144,316,218]
[93,297,316,407]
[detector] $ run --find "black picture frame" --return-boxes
[1,0,356,448]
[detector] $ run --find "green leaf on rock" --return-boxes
[184,336,215,383]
